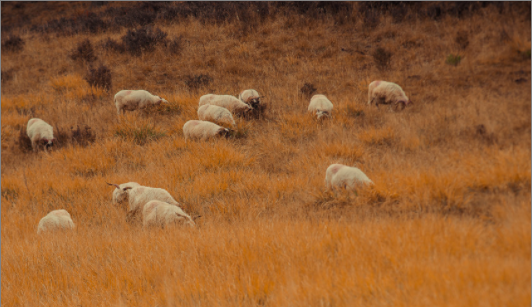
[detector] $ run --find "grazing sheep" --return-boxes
[239,89,261,108]
[183,120,230,141]
[367,81,412,111]
[37,209,75,234]
[198,104,236,127]
[27,118,55,153]
[106,183,182,223]
[325,164,374,191]
[308,94,334,119]
[107,182,141,205]
[198,94,253,116]
[143,200,195,228]
[114,90,169,116]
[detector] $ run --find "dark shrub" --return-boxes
[101,37,125,53]
[76,12,107,34]
[372,47,391,70]
[2,35,24,52]
[85,64,112,91]
[71,39,97,62]
[167,36,183,55]
[70,125,96,147]
[121,26,168,56]
[1,69,14,83]
[424,5,442,20]
[455,31,469,49]
[112,9,157,28]
[17,127,33,153]
[184,74,213,92]
[300,83,317,99]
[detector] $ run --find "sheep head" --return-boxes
[107,182,132,205]
[316,110,331,120]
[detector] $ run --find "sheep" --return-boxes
[106,183,183,223]
[198,94,253,117]
[37,209,75,234]
[308,94,334,119]
[183,120,230,141]
[197,104,236,127]
[325,164,374,191]
[239,89,261,108]
[26,118,56,153]
[107,182,141,205]
[114,90,169,116]
[143,200,195,228]
[367,81,412,111]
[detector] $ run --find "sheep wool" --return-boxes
[199,94,252,116]
[198,104,236,127]
[27,118,55,152]
[114,89,168,115]
[325,164,374,191]
[183,120,230,141]
[37,209,75,234]
[143,200,195,228]
[308,94,334,119]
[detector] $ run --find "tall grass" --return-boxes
[1,2,531,307]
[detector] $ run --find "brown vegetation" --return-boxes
[1,2,531,306]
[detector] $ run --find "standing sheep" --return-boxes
[198,94,253,116]
[26,118,56,153]
[183,120,230,141]
[106,183,184,223]
[143,200,195,228]
[107,182,141,205]
[239,89,261,108]
[367,81,412,111]
[37,209,75,234]
[308,94,334,119]
[325,164,374,191]
[198,104,236,127]
[114,90,169,116]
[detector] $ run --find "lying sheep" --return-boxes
[37,209,75,234]
[114,90,169,116]
[199,94,253,116]
[106,183,182,223]
[27,118,56,153]
[107,182,141,205]
[183,120,230,141]
[143,200,195,228]
[325,164,374,191]
[367,81,412,111]
[308,94,334,119]
[239,89,261,108]
[198,104,236,127]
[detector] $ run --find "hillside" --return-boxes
[1,2,531,306]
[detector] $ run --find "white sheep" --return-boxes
[325,164,374,191]
[367,81,412,111]
[308,94,334,119]
[198,94,253,116]
[37,209,75,234]
[26,118,55,153]
[106,183,183,223]
[183,120,230,141]
[114,90,169,116]
[239,89,261,108]
[106,182,141,205]
[197,104,236,127]
[143,200,195,228]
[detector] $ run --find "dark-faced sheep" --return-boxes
[26,118,56,152]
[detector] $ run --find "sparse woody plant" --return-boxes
[1,2,530,307]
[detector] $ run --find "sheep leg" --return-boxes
[31,140,37,152]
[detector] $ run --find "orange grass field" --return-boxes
[1,2,531,306]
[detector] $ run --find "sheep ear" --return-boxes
[106,182,121,189]
[122,187,133,191]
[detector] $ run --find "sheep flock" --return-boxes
[32,82,412,233]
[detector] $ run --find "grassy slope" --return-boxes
[1,2,531,306]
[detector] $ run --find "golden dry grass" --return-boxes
[1,2,531,307]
